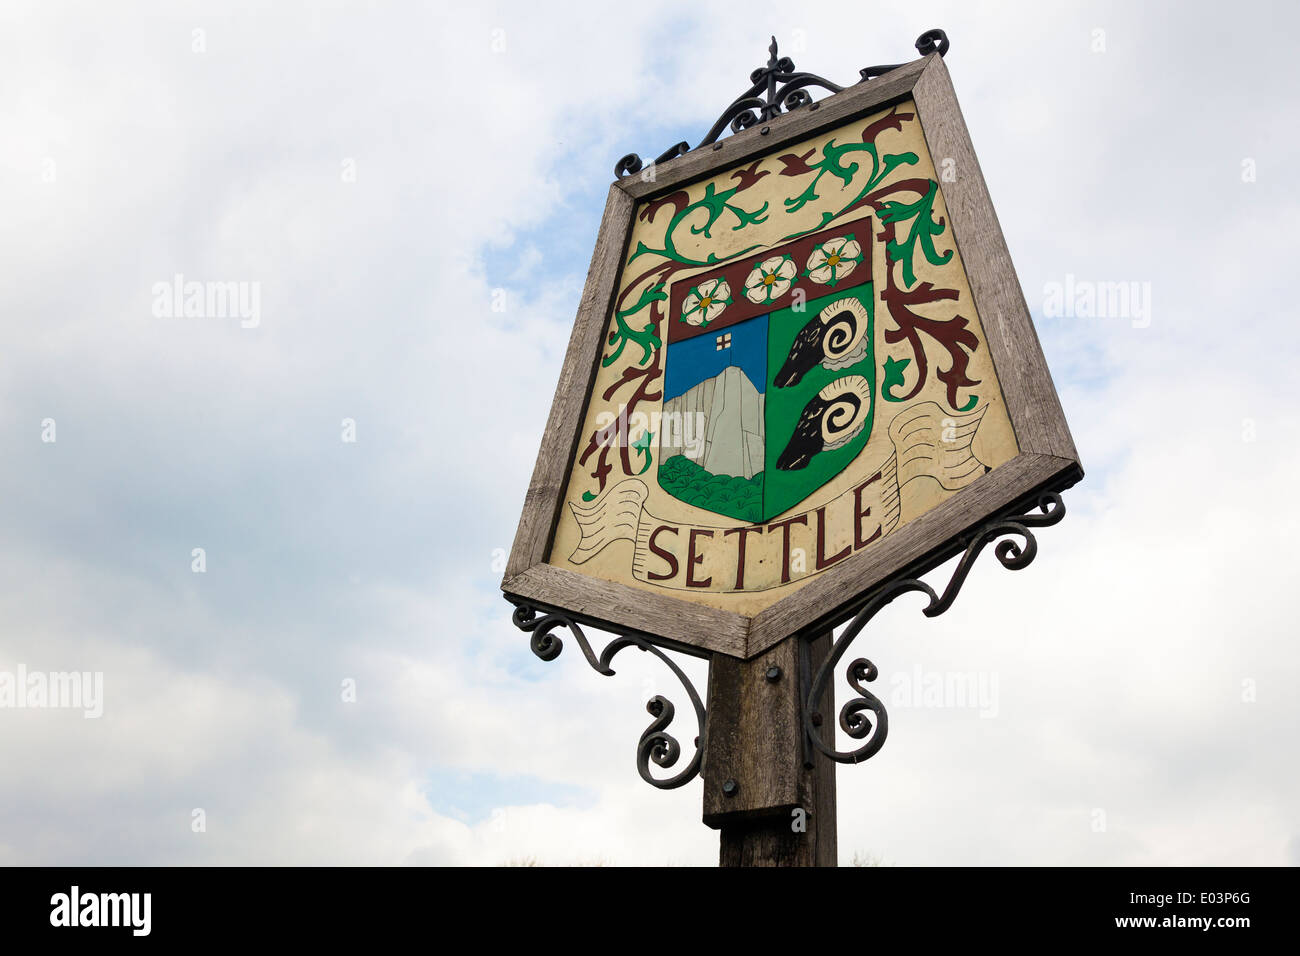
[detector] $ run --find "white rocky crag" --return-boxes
[661,365,765,479]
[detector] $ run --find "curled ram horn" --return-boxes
[776,374,873,471]
[773,296,871,388]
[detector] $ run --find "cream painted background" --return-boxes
[549,100,1019,614]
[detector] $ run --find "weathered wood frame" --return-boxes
[501,52,1082,661]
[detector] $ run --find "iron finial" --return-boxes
[616,30,950,178]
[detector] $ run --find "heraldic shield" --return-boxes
[657,223,876,523]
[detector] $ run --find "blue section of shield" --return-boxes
[662,313,769,401]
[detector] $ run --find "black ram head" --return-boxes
[773,314,829,388]
[776,394,832,470]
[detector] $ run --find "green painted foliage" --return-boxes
[878,180,952,287]
[659,455,763,523]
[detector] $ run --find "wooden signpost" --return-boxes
[503,31,1082,866]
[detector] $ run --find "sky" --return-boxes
[0,0,1297,866]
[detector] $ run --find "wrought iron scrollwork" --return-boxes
[510,602,706,789]
[804,492,1066,764]
[615,142,689,180]
[615,29,949,179]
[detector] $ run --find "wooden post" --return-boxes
[702,631,837,866]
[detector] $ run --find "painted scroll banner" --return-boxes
[566,402,990,593]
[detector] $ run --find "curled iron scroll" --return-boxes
[804,493,1066,765]
[511,603,706,789]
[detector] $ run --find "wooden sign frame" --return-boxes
[502,52,1081,661]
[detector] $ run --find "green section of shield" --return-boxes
[762,285,876,521]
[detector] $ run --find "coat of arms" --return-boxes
[658,226,877,523]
